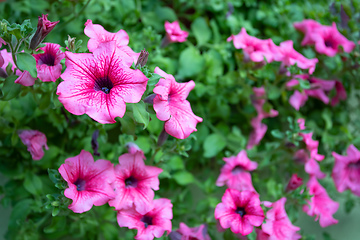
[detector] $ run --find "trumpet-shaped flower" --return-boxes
[215,189,264,236]
[84,19,139,63]
[108,152,163,214]
[117,198,173,240]
[227,28,277,63]
[285,174,303,192]
[262,198,301,240]
[57,41,148,124]
[153,67,202,139]
[303,177,339,227]
[18,130,48,160]
[58,150,115,213]
[33,43,64,82]
[164,21,189,43]
[332,145,360,196]
[216,150,258,192]
[30,14,59,50]
[169,222,211,240]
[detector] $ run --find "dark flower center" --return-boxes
[324,39,334,48]
[38,53,56,66]
[348,160,360,169]
[232,165,244,174]
[74,178,86,191]
[94,76,113,94]
[235,207,246,217]
[140,215,153,228]
[125,176,138,188]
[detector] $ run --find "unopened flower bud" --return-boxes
[157,126,168,147]
[285,173,303,192]
[67,35,76,52]
[91,129,100,156]
[135,48,149,68]
[30,14,59,50]
[144,93,156,104]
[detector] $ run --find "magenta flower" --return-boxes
[152,67,203,139]
[227,28,277,63]
[18,130,48,160]
[30,14,59,50]
[332,145,360,196]
[117,198,173,240]
[247,87,278,149]
[164,21,189,43]
[302,177,339,227]
[33,43,64,82]
[272,40,318,74]
[169,222,211,240]
[84,19,139,63]
[285,174,303,192]
[58,150,115,213]
[126,142,145,160]
[108,151,162,214]
[294,20,355,56]
[262,198,301,240]
[57,41,148,124]
[215,189,264,236]
[0,49,36,86]
[216,150,258,192]
[331,80,347,106]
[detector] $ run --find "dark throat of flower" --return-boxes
[231,165,244,174]
[74,178,86,191]
[94,76,113,94]
[235,207,246,217]
[140,215,153,228]
[324,38,335,48]
[348,160,360,169]
[38,53,56,66]
[125,176,138,188]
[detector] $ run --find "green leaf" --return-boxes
[24,172,43,195]
[172,171,194,186]
[178,46,205,78]
[191,17,211,46]
[155,6,177,21]
[16,52,37,78]
[7,199,33,231]
[203,133,226,158]
[131,101,150,129]
[168,155,185,170]
[271,129,284,139]
[0,75,21,101]
[148,73,162,86]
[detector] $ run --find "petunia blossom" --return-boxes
[84,19,139,63]
[164,21,189,43]
[126,142,145,159]
[18,129,48,160]
[117,198,173,240]
[262,198,301,240]
[58,150,115,213]
[215,189,264,236]
[152,67,202,139]
[332,144,360,196]
[227,28,278,63]
[272,40,318,74]
[108,151,163,214]
[30,14,59,50]
[294,20,355,56]
[216,150,258,192]
[331,80,347,106]
[169,222,211,240]
[57,41,148,124]
[303,176,339,227]
[285,173,303,192]
[33,43,65,82]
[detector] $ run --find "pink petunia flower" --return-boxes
[285,173,303,192]
[169,222,211,240]
[272,40,318,74]
[332,144,360,196]
[30,14,59,50]
[58,150,115,213]
[18,129,48,160]
[216,150,258,192]
[33,43,65,82]
[152,67,203,139]
[303,177,339,227]
[247,87,278,149]
[294,20,355,57]
[331,80,347,106]
[262,198,301,240]
[108,151,162,214]
[117,198,173,240]
[57,41,148,124]
[126,142,145,159]
[0,49,36,86]
[227,28,278,63]
[164,21,189,43]
[215,189,264,236]
[84,19,139,63]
